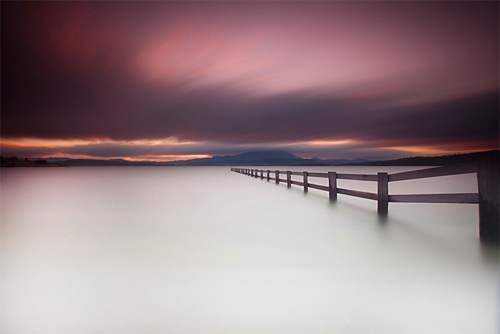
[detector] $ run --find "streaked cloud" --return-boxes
[1,1,498,160]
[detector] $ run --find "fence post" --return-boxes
[267,170,270,181]
[377,172,388,215]
[275,170,279,184]
[260,170,263,179]
[328,172,337,201]
[303,171,308,192]
[477,153,499,243]
[287,171,292,187]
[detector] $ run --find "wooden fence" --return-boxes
[231,154,499,243]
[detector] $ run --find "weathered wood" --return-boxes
[291,180,304,186]
[337,173,378,181]
[389,193,479,203]
[303,171,308,192]
[308,172,328,178]
[309,183,329,192]
[378,172,388,215]
[388,162,477,182]
[328,171,337,201]
[477,154,499,243]
[337,188,378,200]
[230,164,492,243]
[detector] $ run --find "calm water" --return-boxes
[1,167,498,333]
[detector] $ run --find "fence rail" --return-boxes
[231,154,499,243]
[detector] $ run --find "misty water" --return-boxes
[1,167,498,333]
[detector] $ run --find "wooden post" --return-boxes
[267,170,270,181]
[328,172,337,201]
[378,172,388,215]
[260,170,263,179]
[286,171,292,187]
[477,153,499,243]
[303,171,308,192]
[275,170,279,184]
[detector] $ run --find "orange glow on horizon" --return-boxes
[126,154,212,162]
[382,145,497,156]
[0,137,195,148]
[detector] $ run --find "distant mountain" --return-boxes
[170,151,327,166]
[23,149,499,167]
[1,156,65,167]
[61,158,159,166]
[28,157,71,163]
[355,150,499,166]
[314,158,373,165]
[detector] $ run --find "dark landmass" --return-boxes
[169,151,326,166]
[355,150,499,166]
[60,158,159,167]
[1,156,65,167]
[7,150,499,167]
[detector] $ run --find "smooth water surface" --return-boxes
[1,167,498,333]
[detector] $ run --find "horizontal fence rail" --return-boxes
[231,154,499,243]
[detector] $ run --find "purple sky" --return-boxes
[1,1,498,161]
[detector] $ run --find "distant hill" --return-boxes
[1,156,65,167]
[170,151,326,166]
[316,158,373,165]
[61,158,159,167]
[17,149,499,167]
[355,150,499,166]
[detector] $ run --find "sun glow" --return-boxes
[127,154,212,162]
[296,139,356,146]
[382,145,496,156]
[0,137,196,148]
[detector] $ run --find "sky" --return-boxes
[1,1,498,161]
